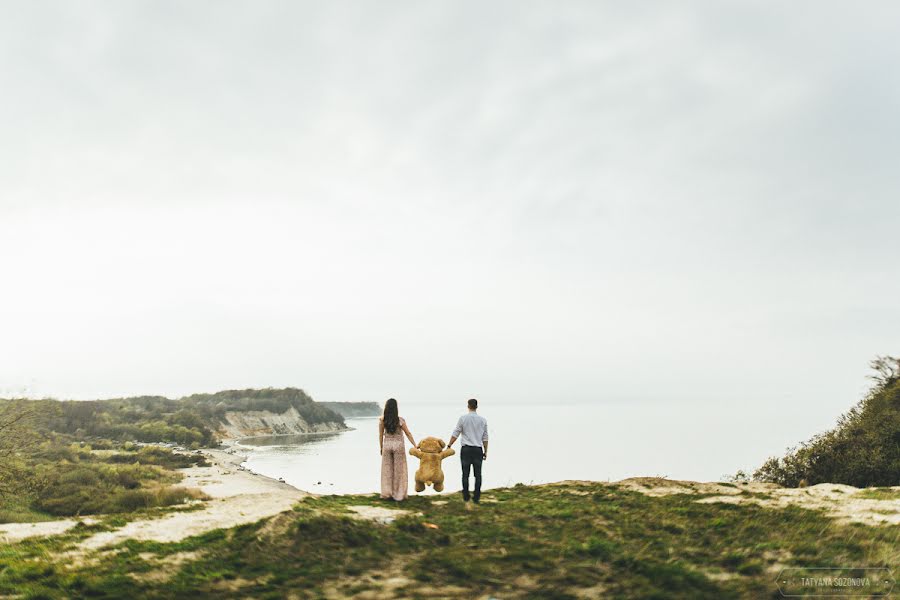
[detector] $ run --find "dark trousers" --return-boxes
[460,445,483,502]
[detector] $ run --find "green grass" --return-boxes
[1,441,210,522]
[1,482,899,599]
[0,495,57,524]
[856,487,900,500]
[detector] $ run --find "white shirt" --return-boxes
[451,411,489,449]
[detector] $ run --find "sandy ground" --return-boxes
[616,477,900,526]
[346,505,412,525]
[79,446,307,550]
[0,518,100,544]
[0,445,307,547]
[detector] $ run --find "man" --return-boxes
[447,398,489,504]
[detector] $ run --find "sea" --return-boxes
[235,401,808,496]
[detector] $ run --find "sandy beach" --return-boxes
[0,444,307,547]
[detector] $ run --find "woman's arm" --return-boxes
[378,418,384,455]
[401,419,416,448]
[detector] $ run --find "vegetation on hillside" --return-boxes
[0,432,210,522]
[755,356,900,487]
[0,388,342,523]
[2,482,898,598]
[39,387,345,447]
[0,399,44,500]
[30,442,209,517]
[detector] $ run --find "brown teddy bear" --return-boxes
[409,436,455,492]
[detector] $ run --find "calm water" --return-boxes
[237,402,809,495]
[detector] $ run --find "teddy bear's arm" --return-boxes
[409,447,424,458]
[439,448,456,459]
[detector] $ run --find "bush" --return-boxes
[114,490,155,512]
[105,446,208,469]
[157,486,205,506]
[755,356,900,487]
[32,461,191,516]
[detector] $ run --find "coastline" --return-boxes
[0,443,308,546]
[227,424,358,448]
[215,419,352,443]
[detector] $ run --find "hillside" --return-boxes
[1,477,898,598]
[754,356,900,487]
[41,388,347,446]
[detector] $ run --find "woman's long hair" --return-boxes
[383,398,400,434]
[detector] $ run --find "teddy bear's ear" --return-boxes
[437,438,445,448]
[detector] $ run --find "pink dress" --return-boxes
[380,417,408,500]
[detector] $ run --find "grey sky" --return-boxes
[1,2,898,447]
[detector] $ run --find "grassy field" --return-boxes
[2,481,898,599]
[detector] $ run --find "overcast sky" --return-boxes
[1,2,898,433]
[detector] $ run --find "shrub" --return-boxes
[105,446,208,469]
[755,356,900,487]
[32,461,189,516]
[114,490,155,512]
[157,486,206,506]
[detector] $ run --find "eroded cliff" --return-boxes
[216,406,348,439]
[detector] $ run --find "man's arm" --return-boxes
[447,417,463,448]
[482,421,489,460]
[482,440,488,460]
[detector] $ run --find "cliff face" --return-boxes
[216,406,348,440]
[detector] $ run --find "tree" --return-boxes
[869,355,900,387]
[0,399,43,498]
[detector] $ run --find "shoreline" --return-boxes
[211,439,297,485]
[226,424,358,448]
[216,421,355,446]
[0,442,308,546]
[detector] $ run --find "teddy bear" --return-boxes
[409,436,455,492]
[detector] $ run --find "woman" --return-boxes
[379,398,416,501]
